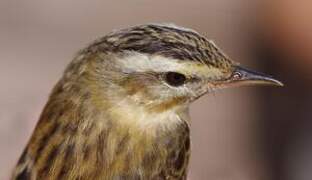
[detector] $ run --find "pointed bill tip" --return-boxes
[261,77,284,87]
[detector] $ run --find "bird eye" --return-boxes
[165,72,187,87]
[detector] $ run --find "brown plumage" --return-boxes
[12,24,282,180]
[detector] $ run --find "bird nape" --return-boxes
[11,24,282,180]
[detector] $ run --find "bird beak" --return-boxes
[217,66,284,88]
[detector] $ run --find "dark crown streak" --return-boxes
[87,24,233,69]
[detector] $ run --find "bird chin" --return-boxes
[189,87,216,102]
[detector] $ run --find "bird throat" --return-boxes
[92,95,191,179]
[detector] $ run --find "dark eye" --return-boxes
[165,72,187,86]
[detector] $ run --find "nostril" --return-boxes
[232,71,242,80]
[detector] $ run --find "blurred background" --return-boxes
[0,0,311,179]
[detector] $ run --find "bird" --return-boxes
[11,24,282,180]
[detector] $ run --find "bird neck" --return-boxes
[20,76,191,179]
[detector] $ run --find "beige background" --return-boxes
[0,0,269,179]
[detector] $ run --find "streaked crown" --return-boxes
[86,24,234,71]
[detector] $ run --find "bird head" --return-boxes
[67,24,282,114]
